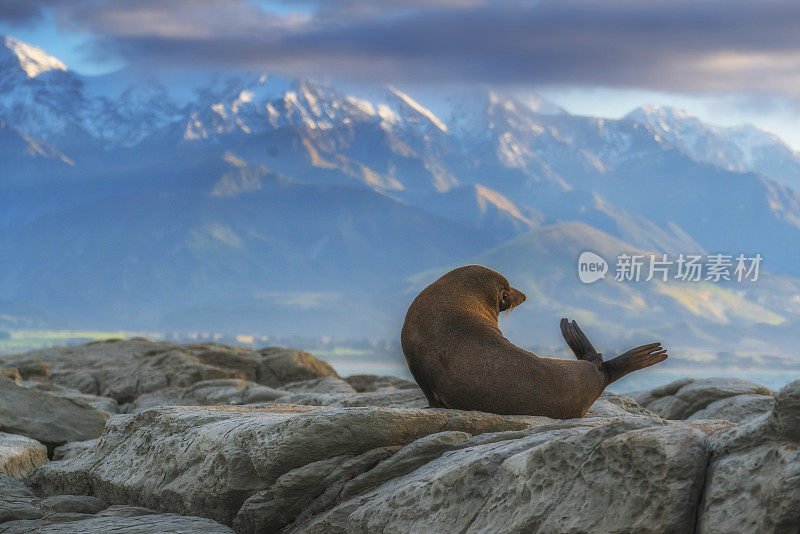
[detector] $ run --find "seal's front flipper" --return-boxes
[602,343,667,384]
[560,318,602,364]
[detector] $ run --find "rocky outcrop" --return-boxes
[30,404,534,526]
[1,465,232,532]
[629,377,775,422]
[0,433,47,479]
[0,474,42,523]
[3,340,799,534]
[1,340,338,404]
[130,379,288,412]
[52,440,99,462]
[0,505,235,533]
[344,375,418,393]
[0,377,111,446]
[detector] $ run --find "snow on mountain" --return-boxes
[1,36,66,78]
[626,104,800,191]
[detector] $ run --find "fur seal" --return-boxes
[401,265,667,418]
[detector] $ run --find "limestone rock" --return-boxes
[1,340,337,403]
[0,504,234,533]
[30,404,534,526]
[37,495,108,515]
[18,382,118,414]
[0,369,21,381]
[0,377,110,445]
[0,433,47,479]
[630,378,774,421]
[0,474,41,523]
[130,379,288,412]
[52,440,99,461]
[256,347,339,387]
[270,388,427,409]
[281,377,357,395]
[295,418,714,533]
[344,375,418,393]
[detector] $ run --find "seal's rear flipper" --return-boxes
[602,343,667,384]
[560,318,602,364]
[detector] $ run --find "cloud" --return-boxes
[4,0,800,98]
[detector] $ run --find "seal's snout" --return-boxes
[510,287,526,306]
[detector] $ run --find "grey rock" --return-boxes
[130,379,288,412]
[256,347,340,387]
[0,377,110,445]
[339,431,473,499]
[698,442,800,533]
[586,391,661,418]
[344,375,418,393]
[765,379,800,440]
[688,394,775,423]
[295,418,713,534]
[282,377,357,395]
[0,504,234,533]
[52,439,99,461]
[2,340,337,403]
[30,404,534,527]
[0,433,47,479]
[273,388,427,409]
[37,495,108,515]
[0,474,42,524]
[234,447,400,533]
[19,381,118,414]
[0,369,21,382]
[630,378,774,420]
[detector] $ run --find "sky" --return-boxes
[2,0,800,149]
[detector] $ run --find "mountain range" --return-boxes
[2,35,800,368]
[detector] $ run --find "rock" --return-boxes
[586,391,661,418]
[256,347,339,387]
[0,504,235,533]
[2,340,337,403]
[765,379,800,440]
[270,388,427,409]
[18,382,118,414]
[344,375,418,393]
[53,440,99,461]
[0,433,47,479]
[9,361,49,381]
[0,369,21,382]
[30,404,535,527]
[698,442,800,533]
[630,378,774,421]
[0,474,42,523]
[338,431,473,500]
[688,394,775,423]
[281,377,357,395]
[295,418,715,533]
[234,447,401,533]
[0,377,111,445]
[130,379,288,412]
[37,495,108,515]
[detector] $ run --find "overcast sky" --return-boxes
[3,0,800,148]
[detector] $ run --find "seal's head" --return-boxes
[434,265,526,316]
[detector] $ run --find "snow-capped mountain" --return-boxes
[4,36,800,357]
[626,105,800,191]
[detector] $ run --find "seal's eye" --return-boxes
[501,290,509,303]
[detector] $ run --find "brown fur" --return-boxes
[401,265,667,419]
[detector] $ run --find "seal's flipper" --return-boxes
[560,318,602,363]
[602,343,667,384]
